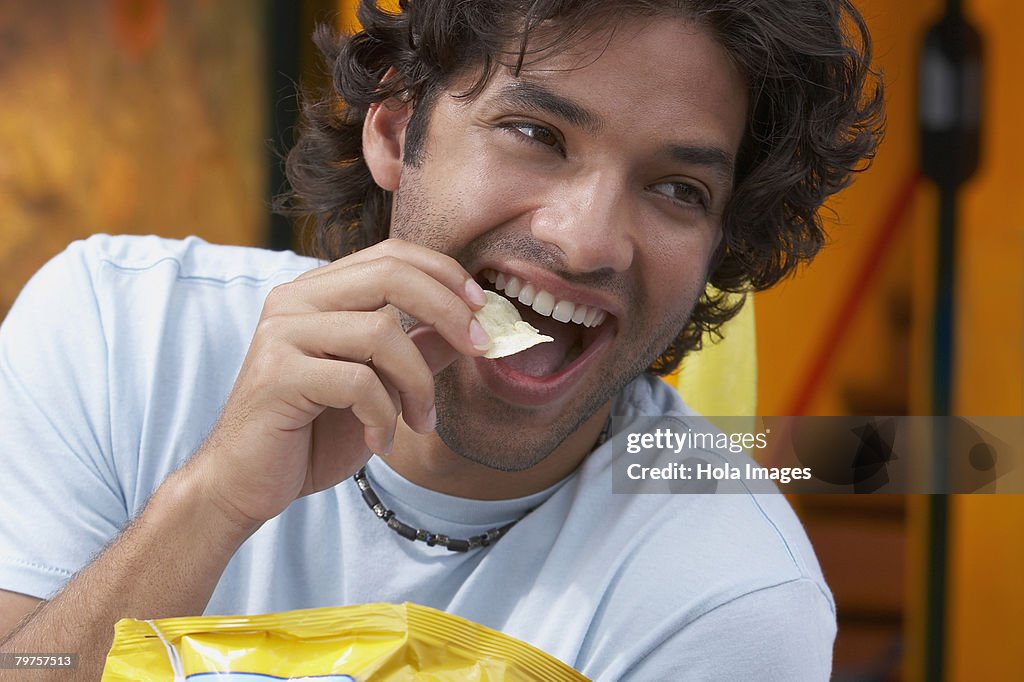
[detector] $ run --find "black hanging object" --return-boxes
[918,9,983,190]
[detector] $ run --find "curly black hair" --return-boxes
[278,0,884,376]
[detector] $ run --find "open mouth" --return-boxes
[476,268,616,378]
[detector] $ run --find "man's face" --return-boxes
[388,17,747,470]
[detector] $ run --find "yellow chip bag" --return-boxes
[101,602,590,681]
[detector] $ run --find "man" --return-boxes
[0,1,882,679]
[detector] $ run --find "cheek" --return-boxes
[649,216,719,260]
[427,159,542,236]
[638,232,718,319]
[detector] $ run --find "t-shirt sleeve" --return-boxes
[615,578,836,682]
[0,240,128,599]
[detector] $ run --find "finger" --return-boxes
[297,239,488,309]
[294,356,400,454]
[408,324,460,375]
[368,378,404,451]
[268,259,491,356]
[266,310,437,433]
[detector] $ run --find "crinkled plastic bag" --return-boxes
[101,602,590,681]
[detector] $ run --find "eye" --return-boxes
[499,122,565,156]
[648,181,710,211]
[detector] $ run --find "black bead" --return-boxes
[393,520,418,541]
[352,468,529,552]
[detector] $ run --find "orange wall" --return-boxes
[946,1,1024,680]
[755,0,941,418]
[752,0,1023,678]
[953,0,1024,417]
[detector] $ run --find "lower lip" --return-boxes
[473,322,616,407]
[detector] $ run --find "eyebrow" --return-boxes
[490,79,737,187]
[665,144,737,187]
[489,80,603,133]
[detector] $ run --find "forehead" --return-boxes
[465,17,748,155]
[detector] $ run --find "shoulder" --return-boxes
[65,233,320,285]
[584,376,831,604]
[1,235,326,518]
[25,234,324,347]
[566,468,833,616]
[566,489,836,679]
[5,234,322,372]
[611,575,836,680]
[560,376,834,675]
[9,234,320,323]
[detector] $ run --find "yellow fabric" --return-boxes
[664,293,757,419]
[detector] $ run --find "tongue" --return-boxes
[495,302,578,377]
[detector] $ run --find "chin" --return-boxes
[431,371,563,472]
[430,358,626,473]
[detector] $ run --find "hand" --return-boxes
[189,239,490,528]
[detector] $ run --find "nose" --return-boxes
[529,172,635,273]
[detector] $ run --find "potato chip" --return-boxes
[475,290,554,359]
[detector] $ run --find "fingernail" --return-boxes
[465,278,487,307]
[425,405,437,431]
[470,319,491,350]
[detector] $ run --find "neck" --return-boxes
[383,402,612,500]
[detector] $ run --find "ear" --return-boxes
[363,96,412,192]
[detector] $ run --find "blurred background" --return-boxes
[0,0,1020,680]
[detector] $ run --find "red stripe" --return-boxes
[787,170,924,416]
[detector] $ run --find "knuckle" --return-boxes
[437,290,469,321]
[367,311,399,341]
[372,255,408,279]
[435,250,462,270]
[347,363,379,394]
[380,254,402,274]
[294,261,328,281]
[346,365,396,422]
[376,239,399,258]
[247,344,291,390]
[255,313,288,341]
[262,283,292,312]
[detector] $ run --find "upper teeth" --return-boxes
[481,269,608,328]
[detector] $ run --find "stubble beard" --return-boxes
[430,359,617,472]
[388,168,699,473]
[426,292,700,471]
[408,311,693,472]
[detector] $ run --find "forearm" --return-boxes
[0,462,260,681]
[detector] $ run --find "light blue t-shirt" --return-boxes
[0,235,835,680]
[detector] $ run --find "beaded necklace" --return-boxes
[352,419,611,552]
